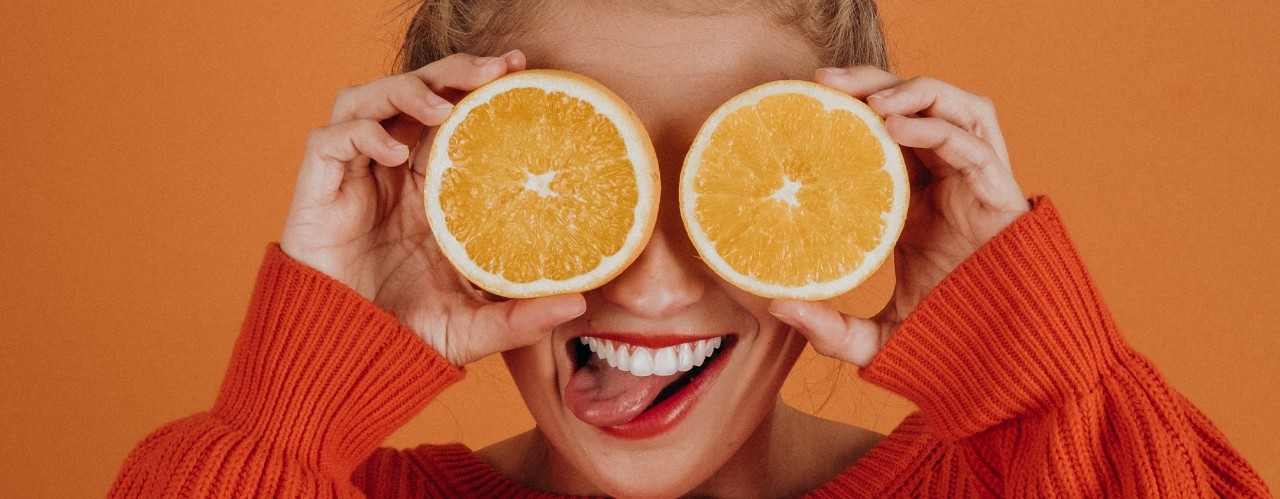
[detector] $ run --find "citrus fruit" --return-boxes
[680,80,909,301]
[424,69,659,298]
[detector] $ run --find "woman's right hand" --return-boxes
[279,51,586,367]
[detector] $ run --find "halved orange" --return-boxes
[680,80,908,301]
[424,70,659,298]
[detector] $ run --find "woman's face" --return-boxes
[500,3,824,496]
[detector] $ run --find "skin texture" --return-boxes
[278,2,1028,497]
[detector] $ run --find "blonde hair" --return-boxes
[396,0,889,72]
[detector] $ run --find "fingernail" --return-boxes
[556,295,587,322]
[768,303,796,323]
[473,56,499,66]
[419,97,450,113]
[500,49,522,59]
[817,67,850,77]
[425,95,453,112]
[388,138,409,154]
[424,91,449,107]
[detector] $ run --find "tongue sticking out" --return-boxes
[565,351,684,427]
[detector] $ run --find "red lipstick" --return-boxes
[598,336,735,439]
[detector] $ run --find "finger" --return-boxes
[298,120,410,197]
[469,293,587,355]
[884,115,1026,210]
[769,300,890,368]
[307,119,411,166]
[901,147,932,192]
[866,77,1010,167]
[382,114,427,161]
[815,65,903,100]
[330,73,454,127]
[410,50,527,97]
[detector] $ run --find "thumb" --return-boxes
[463,293,586,362]
[769,299,892,368]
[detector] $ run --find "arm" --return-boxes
[776,66,1269,496]
[863,198,1270,496]
[111,50,584,497]
[110,245,462,497]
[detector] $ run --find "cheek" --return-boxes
[726,283,809,382]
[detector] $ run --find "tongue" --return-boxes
[565,353,684,427]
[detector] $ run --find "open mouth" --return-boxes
[564,334,735,438]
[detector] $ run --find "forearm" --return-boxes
[862,198,1269,496]
[110,244,463,498]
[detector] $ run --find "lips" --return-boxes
[564,333,733,438]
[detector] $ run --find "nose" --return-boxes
[598,220,707,319]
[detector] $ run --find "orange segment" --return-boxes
[681,80,908,300]
[426,70,659,298]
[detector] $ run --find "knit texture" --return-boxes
[109,245,463,497]
[110,198,1271,498]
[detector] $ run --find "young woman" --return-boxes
[111,1,1269,497]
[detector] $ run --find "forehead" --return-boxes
[511,3,822,148]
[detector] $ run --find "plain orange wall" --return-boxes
[1,1,1277,496]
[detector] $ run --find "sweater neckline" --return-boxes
[422,413,933,497]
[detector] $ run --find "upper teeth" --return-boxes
[579,336,724,377]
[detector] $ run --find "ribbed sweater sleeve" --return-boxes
[857,197,1271,497]
[109,244,464,498]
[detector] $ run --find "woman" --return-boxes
[111,0,1270,497]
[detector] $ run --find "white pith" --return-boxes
[578,336,725,377]
[424,70,659,298]
[678,80,909,301]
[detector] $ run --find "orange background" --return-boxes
[2,1,1277,496]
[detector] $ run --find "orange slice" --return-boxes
[424,70,659,298]
[680,80,908,300]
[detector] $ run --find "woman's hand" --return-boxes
[280,51,586,367]
[769,66,1030,368]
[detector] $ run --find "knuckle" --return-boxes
[971,93,996,115]
[304,127,326,148]
[968,94,999,129]
[441,52,474,64]
[392,72,420,90]
[964,143,997,171]
[303,127,337,159]
[847,64,884,76]
[384,74,423,101]
[907,75,938,88]
[329,85,363,119]
[349,118,382,137]
[410,54,469,85]
[332,84,360,106]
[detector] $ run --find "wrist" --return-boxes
[278,237,369,300]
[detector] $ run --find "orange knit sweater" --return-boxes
[110,198,1271,497]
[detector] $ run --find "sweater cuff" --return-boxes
[212,244,463,470]
[861,197,1129,439]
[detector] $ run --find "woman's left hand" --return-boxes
[769,66,1030,368]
